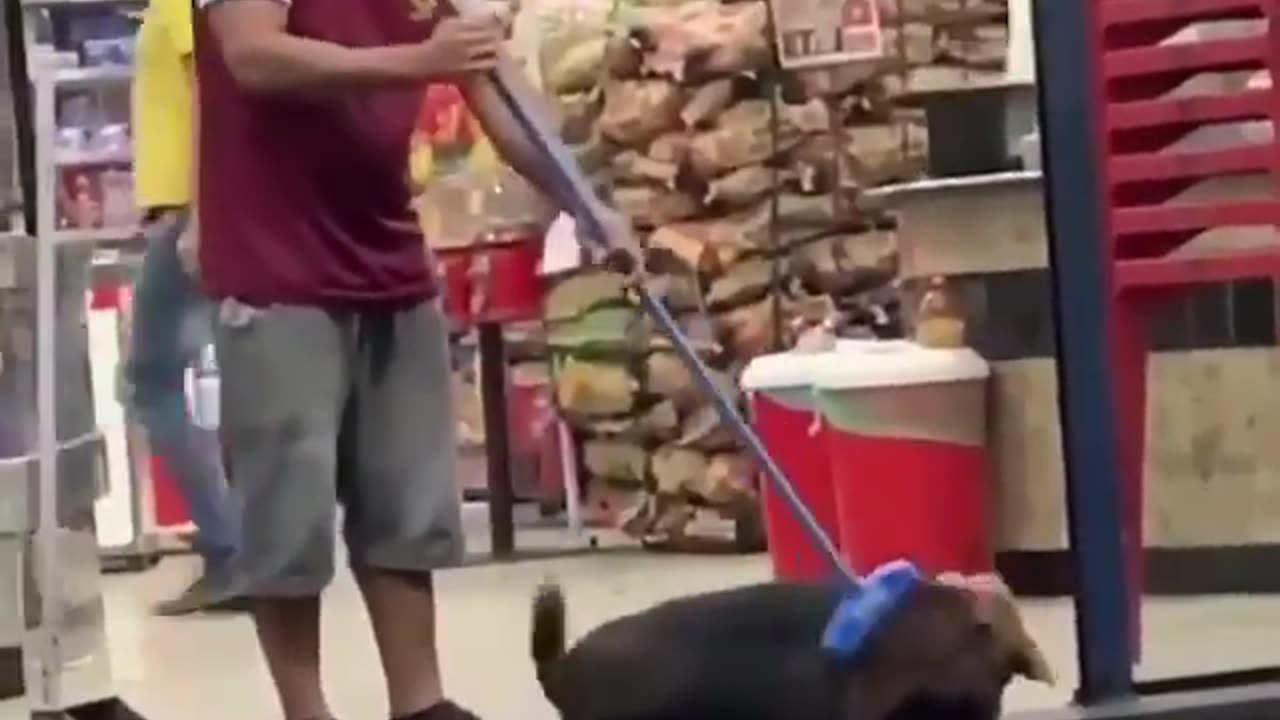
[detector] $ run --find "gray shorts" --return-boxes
[216,299,463,597]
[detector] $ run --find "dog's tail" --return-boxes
[531,582,566,698]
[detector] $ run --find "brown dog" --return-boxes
[531,573,1052,720]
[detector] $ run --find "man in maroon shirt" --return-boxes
[195,2,615,718]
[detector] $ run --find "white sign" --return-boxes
[770,0,884,70]
[539,211,584,276]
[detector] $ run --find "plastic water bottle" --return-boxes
[191,344,219,431]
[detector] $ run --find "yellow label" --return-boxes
[409,135,436,191]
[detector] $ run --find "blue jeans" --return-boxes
[127,209,238,577]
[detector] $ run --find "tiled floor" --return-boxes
[98,521,1280,720]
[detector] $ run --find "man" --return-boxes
[194,1,623,718]
[130,0,241,616]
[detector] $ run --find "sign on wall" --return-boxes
[769,0,884,70]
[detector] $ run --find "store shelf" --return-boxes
[56,148,131,167]
[91,247,143,283]
[53,226,139,247]
[91,246,140,264]
[54,65,132,90]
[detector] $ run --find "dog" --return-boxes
[531,572,1053,720]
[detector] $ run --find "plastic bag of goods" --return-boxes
[536,0,614,96]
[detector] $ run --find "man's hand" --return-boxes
[413,16,505,80]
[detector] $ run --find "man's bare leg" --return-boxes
[255,597,333,720]
[357,569,446,719]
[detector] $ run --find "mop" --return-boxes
[440,2,936,657]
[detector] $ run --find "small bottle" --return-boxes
[99,169,135,227]
[914,276,966,348]
[71,174,102,228]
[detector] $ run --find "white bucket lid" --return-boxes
[740,340,914,391]
[812,342,988,391]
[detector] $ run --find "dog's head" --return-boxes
[837,573,1053,720]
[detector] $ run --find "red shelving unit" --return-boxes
[1091,0,1278,658]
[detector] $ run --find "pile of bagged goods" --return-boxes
[449,0,1013,550]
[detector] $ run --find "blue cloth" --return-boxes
[822,559,922,659]
[126,209,238,579]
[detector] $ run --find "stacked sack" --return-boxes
[537,0,1011,550]
[541,0,901,550]
[785,0,1012,187]
[881,0,1010,95]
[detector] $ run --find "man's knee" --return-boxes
[352,565,435,592]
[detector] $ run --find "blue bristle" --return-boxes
[821,559,922,659]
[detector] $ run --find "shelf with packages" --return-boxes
[45,53,137,239]
[0,0,150,714]
[54,225,139,247]
[33,12,158,562]
[53,64,131,88]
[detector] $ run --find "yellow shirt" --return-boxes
[132,0,194,209]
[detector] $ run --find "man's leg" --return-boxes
[354,570,445,716]
[217,303,348,720]
[341,303,471,720]
[127,209,240,614]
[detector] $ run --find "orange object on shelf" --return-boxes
[914,276,966,349]
[418,84,476,146]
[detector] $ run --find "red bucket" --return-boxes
[741,341,894,582]
[812,345,992,576]
[435,227,545,328]
[747,391,841,581]
[436,245,475,331]
[471,227,545,324]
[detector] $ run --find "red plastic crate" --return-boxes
[1088,0,1279,658]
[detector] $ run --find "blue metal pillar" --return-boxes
[1031,0,1135,704]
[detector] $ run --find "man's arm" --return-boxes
[203,0,502,92]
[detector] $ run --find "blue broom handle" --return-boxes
[636,293,856,582]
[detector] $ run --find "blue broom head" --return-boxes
[821,559,922,659]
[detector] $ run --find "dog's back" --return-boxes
[531,578,1051,720]
[532,582,846,720]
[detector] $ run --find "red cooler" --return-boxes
[434,225,546,330]
[469,226,546,324]
[741,340,893,581]
[436,246,475,331]
[812,344,991,576]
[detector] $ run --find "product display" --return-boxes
[53,63,135,229]
[783,0,1011,187]
[40,17,138,232]
[534,0,901,550]
[409,50,574,512]
[410,0,1010,551]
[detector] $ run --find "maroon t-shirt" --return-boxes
[194,0,436,306]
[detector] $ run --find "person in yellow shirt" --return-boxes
[128,0,242,616]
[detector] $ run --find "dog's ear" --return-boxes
[941,573,1055,685]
